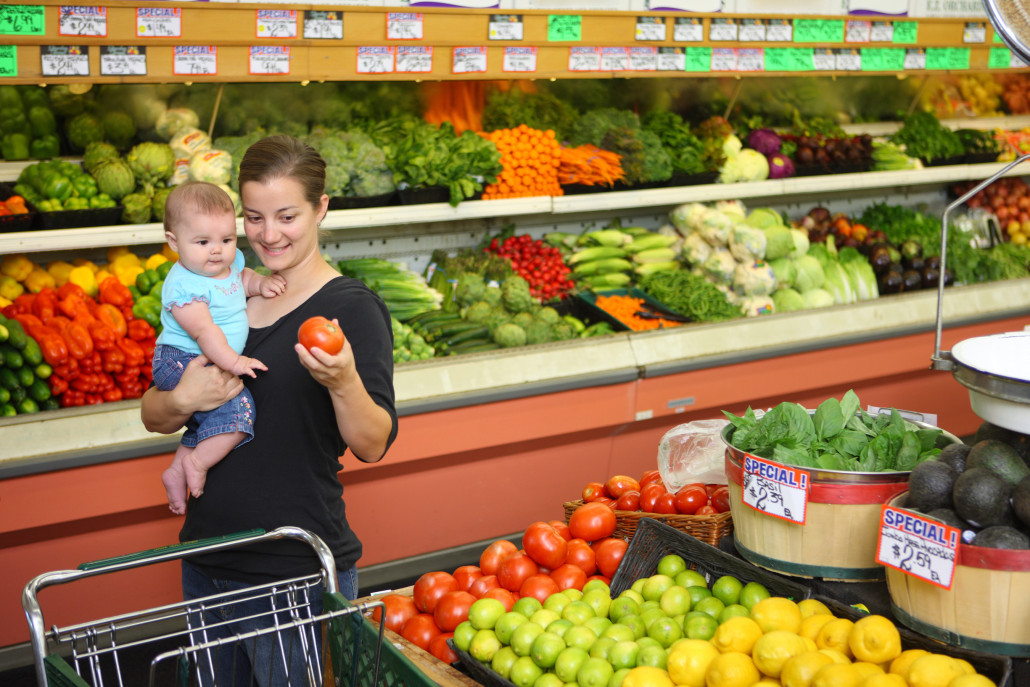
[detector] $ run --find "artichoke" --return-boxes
[126,142,175,192]
[82,141,120,176]
[102,110,137,150]
[66,112,104,152]
[150,187,173,223]
[121,192,152,225]
[93,158,135,201]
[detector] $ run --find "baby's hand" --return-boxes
[230,356,268,378]
[260,273,287,298]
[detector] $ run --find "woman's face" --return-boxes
[240,176,328,274]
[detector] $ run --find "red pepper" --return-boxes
[85,393,104,405]
[101,347,125,373]
[79,354,95,374]
[13,293,34,312]
[59,293,90,320]
[62,322,94,359]
[46,314,71,333]
[71,374,100,392]
[4,303,25,318]
[98,277,132,308]
[53,358,79,379]
[114,368,140,385]
[117,338,145,367]
[120,380,144,399]
[57,282,86,301]
[141,363,153,382]
[97,372,114,391]
[102,387,124,403]
[31,289,58,320]
[60,390,86,407]
[87,319,116,351]
[48,376,69,396]
[96,303,127,339]
[127,319,156,341]
[139,338,156,363]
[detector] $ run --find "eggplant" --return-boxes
[924,254,941,271]
[902,269,923,291]
[906,255,926,272]
[922,266,941,289]
[870,245,892,273]
[879,270,904,294]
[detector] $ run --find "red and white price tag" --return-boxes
[136,7,180,38]
[59,6,106,36]
[452,46,487,73]
[846,20,871,43]
[249,46,290,75]
[742,455,809,524]
[256,10,297,39]
[173,45,217,75]
[600,47,629,72]
[737,48,764,72]
[628,47,657,71]
[357,46,395,74]
[502,46,536,72]
[396,46,432,73]
[710,47,737,72]
[877,505,960,590]
[568,46,601,72]
[388,12,423,40]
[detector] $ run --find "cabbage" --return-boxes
[802,288,835,309]
[839,247,879,301]
[768,257,795,289]
[156,108,200,139]
[681,232,713,266]
[763,226,795,261]
[772,287,805,313]
[170,127,211,159]
[733,260,777,297]
[719,149,770,184]
[722,134,743,159]
[745,208,782,230]
[822,261,856,304]
[669,202,709,233]
[189,149,232,185]
[698,210,734,247]
[747,129,783,156]
[789,228,810,259]
[768,153,795,179]
[730,225,767,262]
[793,255,825,293]
[702,247,737,284]
[217,183,242,216]
[740,295,775,317]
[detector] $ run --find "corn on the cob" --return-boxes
[572,257,634,277]
[578,229,631,247]
[633,261,681,276]
[580,272,632,289]
[632,248,678,264]
[568,246,628,264]
[624,234,679,253]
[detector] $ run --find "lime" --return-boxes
[636,644,668,670]
[711,575,743,606]
[582,588,613,619]
[583,616,613,638]
[738,581,771,610]
[675,569,708,589]
[647,615,683,648]
[619,614,647,640]
[469,628,502,663]
[508,655,543,687]
[530,631,566,669]
[583,578,611,596]
[686,586,713,607]
[563,600,596,625]
[718,604,751,623]
[513,596,543,618]
[692,595,725,620]
[533,672,564,687]
[554,646,590,683]
[547,618,574,638]
[544,591,573,614]
[684,613,718,640]
[577,656,615,687]
[530,608,561,629]
[608,640,640,671]
[619,589,645,605]
[490,646,519,679]
[641,574,675,602]
[659,585,692,617]
[639,607,666,630]
[495,611,528,645]
[509,621,545,657]
[453,620,477,652]
[609,595,641,623]
[656,554,688,578]
[602,623,636,644]
[564,624,599,652]
[468,597,507,630]
[588,636,617,661]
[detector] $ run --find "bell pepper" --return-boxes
[145,253,169,272]
[46,261,75,287]
[150,279,163,301]
[1,254,33,282]
[131,295,161,330]
[60,389,85,407]
[0,275,24,301]
[71,175,98,199]
[112,255,144,287]
[98,276,132,307]
[101,347,125,373]
[62,321,93,359]
[1,132,30,161]
[127,318,156,341]
[28,105,56,137]
[36,199,62,212]
[12,183,40,206]
[94,269,114,286]
[4,195,28,214]
[48,375,69,396]
[64,196,90,211]
[30,288,58,320]
[135,269,160,295]
[162,244,178,262]
[72,258,98,272]
[43,175,73,203]
[102,387,123,403]
[57,281,85,301]
[117,338,145,368]
[120,380,144,399]
[128,285,142,302]
[30,135,60,161]
[96,304,127,338]
[24,268,56,294]
[156,260,174,280]
[87,319,116,351]
[89,193,116,209]
[67,266,98,297]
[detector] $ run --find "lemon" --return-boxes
[859,674,907,687]
[755,680,780,687]
[705,651,761,687]
[752,631,810,678]
[711,616,764,654]
[907,654,967,687]
[889,649,930,678]
[852,662,886,679]
[801,637,818,652]
[949,675,997,687]
[818,649,852,665]
[814,618,854,658]
[952,659,975,675]
[666,639,719,687]
[621,665,674,687]
[848,615,901,664]
[811,662,864,687]
[750,597,803,634]
[799,614,835,642]
[798,599,832,619]
[780,650,835,687]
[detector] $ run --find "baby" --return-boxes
[153,181,286,514]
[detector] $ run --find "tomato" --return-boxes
[654,493,678,514]
[400,613,441,651]
[673,485,709,515]
[586,574,611,586]
[639,484,666,513]
[452,565,483,593]
[704,484,720,497]
[605,475,641,499]
[497,552,539,592]
[519,574,560,603]
[548,520,572,542]
[429,632,458,665]
[297,316,345,355]
[468,574,501,598]
[568,502,617,542]
[412,571,458,613]
[592,537,628,578]
[549,563,587,592]
[695,504,717,515]
[639,469,663,489]
[482,586,517,611]
[433,590,476,632]
[613,490,640,511]
[710,486,731,513]
[595,496,615,508]
[582,482,606,502]
[479,539,519,576]
[564,538,597,576]
[371,593,418,634]
[523,522,568,569]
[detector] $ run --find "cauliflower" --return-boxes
[740,295,775,317]
[493,323,527,348]
[702,247,737,284]
[170,127,211,160]
[682,232,713,267]
[698,210,734,247]
[189,149,232,186]
[729,225,767,262]
[733,260,777,297]
[155,107,200,140]
[669,202,710,234]
[718,149,770,184]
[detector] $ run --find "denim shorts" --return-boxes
[152,344,255,449]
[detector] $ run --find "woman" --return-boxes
[141,134,397,685]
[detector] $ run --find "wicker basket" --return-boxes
[563,499,733,548]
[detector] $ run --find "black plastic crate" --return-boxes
[609,517,811,601]
[449,640,519,687]
[33,204,124,230]
[0,183,36,232]
[815,594,1012,687]
[576,288,689,333]
[397,186,450,205]
[327,192,397,210]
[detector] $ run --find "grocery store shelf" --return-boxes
[842,115,1030,137]
[319,195,554,231]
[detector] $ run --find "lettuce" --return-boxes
[763,226,795,261]
[772,287,805,313]
[793,255,825,293]
[768,257,795,289]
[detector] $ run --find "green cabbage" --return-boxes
[772,287,806,313]
[839,247,880,301]
[745,208,782,230]
[768,257,795,289]
[793,255,825,293]
[789,228,810,259]
[822,261,856,304]
[763,226,795,261]
[802,288,835,309]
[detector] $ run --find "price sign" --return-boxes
[303,11,343,40]
[673,17,703,42]
[100,45,146,76]
[249,46,290,75]
[846,20,871,43]
[861,47,904,72]
[764,47,813,72]
[904,48,926,70]
[136,7,180,38]
[489,14,522,41]
[0,5,45,36]
[635,16,665,41]
[794,19,844,44]
[767,19,792,42]
[59,6,106,37]
[963,22,986,43]
[877,505,959,590]
[871,21,893,42]
[710,47,736,71]
[548,15,581,42]
[387,12,423,40]
[836,48,861,71]
[452,46,487,73]
[41,45,90,77]
[568,46,600,71]
[600,47,629,72]
[684,46,711,72]
[813,47,836,70]
[256,10,297,39]
[893,21,918,44]
[173,45,217,76]
[657,47,685,71]
[396,45,432,73]
[0,45,15,76]
[502,46,536,72]
[738,19,766,42]
[356,46,394,74]
[710,18,737,41]
[737,47,764,71]
[989,47,1011,69]
[629,46,657,71]
[926,46,970,71]
[742,455,809,524]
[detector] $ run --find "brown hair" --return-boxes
[163,181,236,235]
[237,134,326,209]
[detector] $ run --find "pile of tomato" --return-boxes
[372,502,629,666]
[580,470,731,516]
[486,233,574,301]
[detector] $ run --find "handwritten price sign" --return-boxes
[100,46,146,76]
[304,11,342,40]
[452,46,487,74]
[249,46,290,75]
[357,46,395,74]
[41,45,89,77]
[877,506,959,589]
[136,7,180,38]
[59,6,106,36]
[742,455,809,524]
[397,46,432,73]
[256,10,297,39]
[173,45,217,76]
[387,12,423,40]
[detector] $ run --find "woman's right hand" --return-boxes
[175,354,245,414]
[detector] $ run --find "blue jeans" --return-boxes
[153,345,255,448]
[181,560,358,687]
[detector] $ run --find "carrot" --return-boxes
[558,144,625,187]
[594,295,681,332]
[480,125,563,200]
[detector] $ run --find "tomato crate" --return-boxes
[608,517,811,601]
[813,594,1013,687]
[562,499,732,548]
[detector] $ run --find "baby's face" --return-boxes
[170,210,238,278]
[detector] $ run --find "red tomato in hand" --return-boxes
[639,484,666,513]
[639,470,663,489]
[569,502,617,541]
[468,574,500,598]
[523,522,568,569]
[550,563,587,591]
[429,632,458,664]
[520,573,560,603]
[654,493,678,514]
[297,316,345,355]
[452,565,483,592]
[592,537,628,578]
[497,553,539,592]
[433,590,476,632]
[605,475,641,499]
[401,613,441,651]
[710,486,731,513]
[696,504,717,515]
[613,490,640,511]
[564,538,597,576]
[673,485,709,515]
[372,594,418,634]
[412,571,458,613]
[479,539,518,576]
[582,482,606,502]
[548,520,572,542]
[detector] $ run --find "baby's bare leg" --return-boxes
[184,432,246,498]
[162,444,192,515]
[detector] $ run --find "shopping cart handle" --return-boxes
[77,529,266,571]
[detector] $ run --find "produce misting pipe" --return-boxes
[904,76,930,117]
[932,153,1030,370]
[207,83,225,139]
[723,78,744,121]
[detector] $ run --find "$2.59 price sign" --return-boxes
[877,505,959,590]
[741,455,809,524]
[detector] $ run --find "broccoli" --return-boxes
[536,306,561,324]
[501,274,536,313]
[305,129,395,199]
[464,301,493,324]
[493,323,527,348]
[512,312,534,329]
[600,126,647,185]
[525,320,555,345]
[639,130,673,183]
[456,274,487,306]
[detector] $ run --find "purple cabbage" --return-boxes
[747,128,783,156]
[767,153,795,179]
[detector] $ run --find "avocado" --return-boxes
[925,508,967,530]
[953,467,1014,528]
[907,460,956,512]
[967,440,1030,487]
[935,443,971,475]
[972,526,1030,550]
[1013,475,1030,531]
[974,421,1030,465]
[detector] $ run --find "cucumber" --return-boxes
[447,340,501,355]
[0,403,15,417]
[442,326,490,347]
[17,398,38,414]
[21,338,42,366]
[435,321,485,338]
[28,378,50,403]
[10,385,26,405]
[406,310,448,326]
[5,319,26,349]
[0,368,18,391]
[1,345,23,370]
[17,366,34,388]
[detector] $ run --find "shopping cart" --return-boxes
[22,526,429,687]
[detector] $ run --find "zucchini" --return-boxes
[436,321,485,338]
[448,340,501,355]
[406,310,449,326]
[442,326,490,347]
